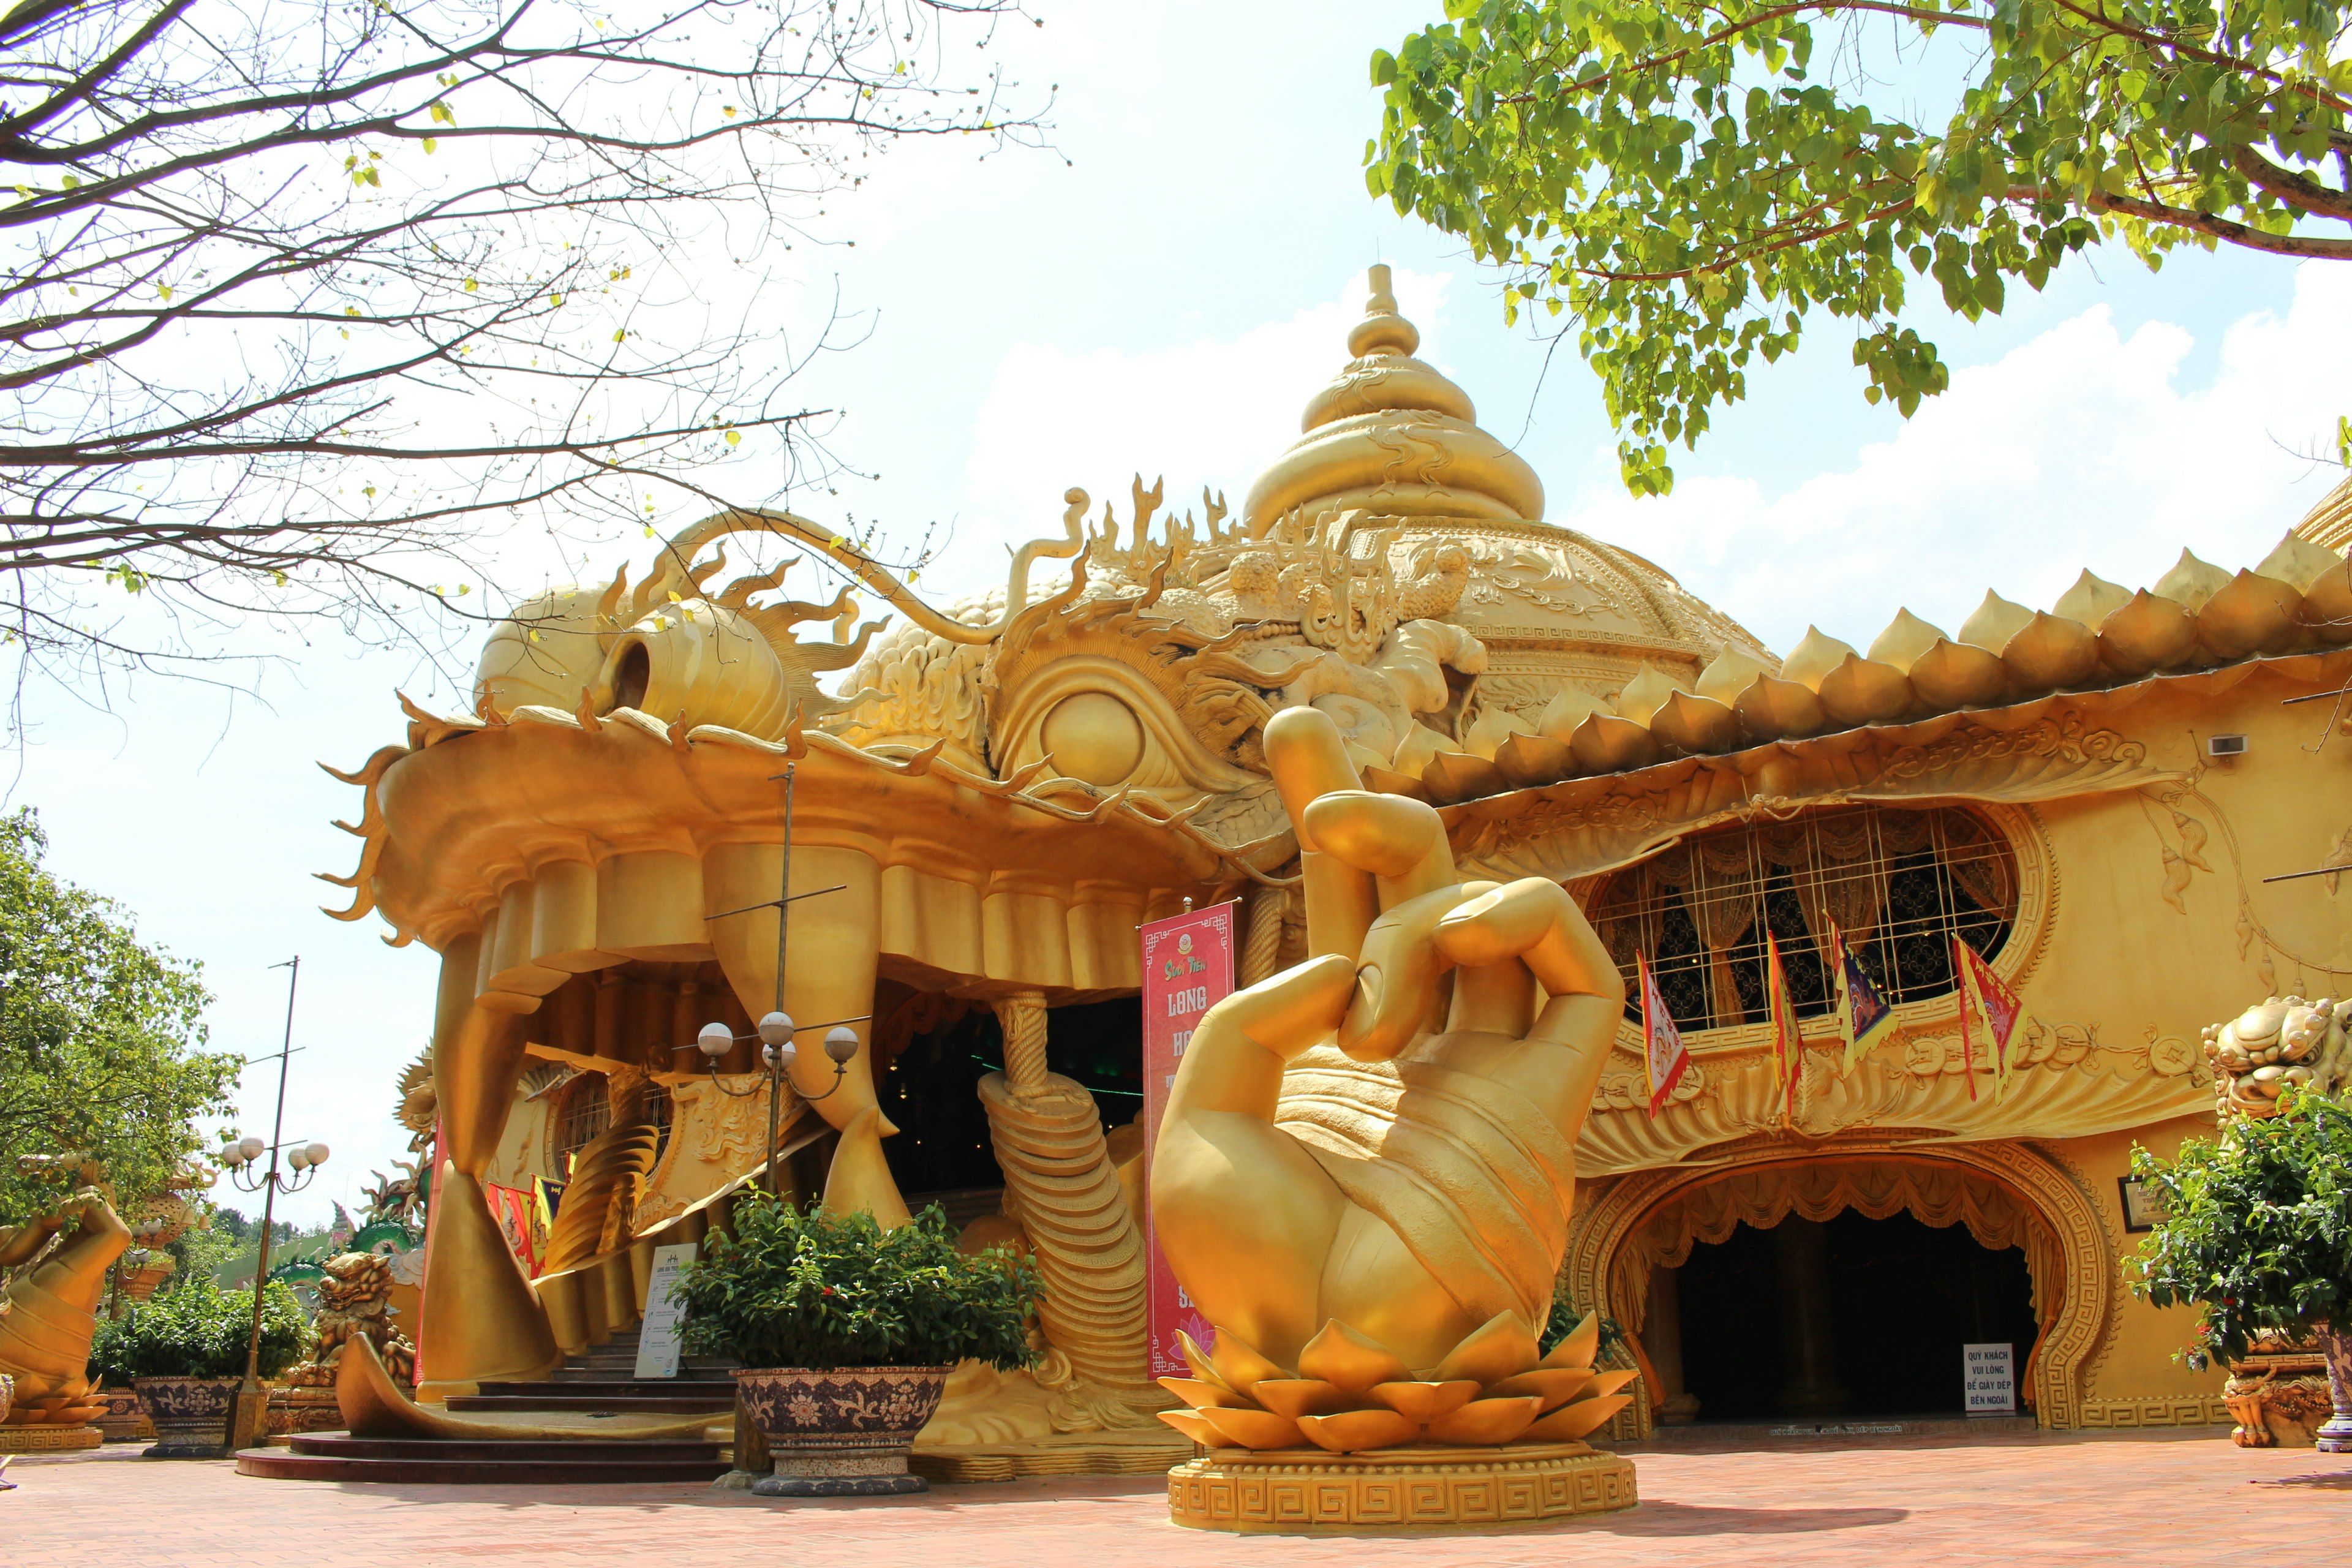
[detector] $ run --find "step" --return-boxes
[238,1437,729,1485]
[1634,1412,2042,1446]
[444,1392,734,1414]
[477,1379,736,1400]
[288,1433,726,1463]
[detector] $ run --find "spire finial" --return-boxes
[1349,265,1419,359]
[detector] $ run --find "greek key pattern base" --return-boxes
[0,1423,104,1452]
[2076,1396,2232,1430]
[1169,1444,1638,1534]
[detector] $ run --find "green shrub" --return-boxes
[674,1197,1039,1371]
[2130,1091,2352,1367]
[88,1273,309,1382]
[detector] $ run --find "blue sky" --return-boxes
[16,2,2349,1222]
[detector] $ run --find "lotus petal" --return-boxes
[1613,666,1687,727]
[1158,1408,1224,1446]
[1207,1329,1290,1395]
[2097,590,2199,675]
[1248,1379,1356,1420]
[2257,529,2342,594]
[1177,1330,1234,1393]
[1295,1320,1408,1394]
[1493,732,1574,789]
[2000,611,2100,693]
[2052,569,2132,627]
[2199,569,2303,659]
[1481,1367,1597,1413]
[1536,686,1607,744]
[1158,1376,1254,1411]
[1816,652,1913,728]
[1569,712,1660,774]
[1649,690,1743,757]
[2154,549,2230,612]
[1361,764,1434,802]
[1541,1310,1601,1371]
[1906,638,2007,710]
[1365,1379,1479,1422]
[1390,722,1463,776]
[1294,1408,1422,1454]
[1584,1368,1642,1400]
[1422,748,1506,805]
[1734,674,1825,742]
[1424,1395,1544,1446]
[2301,555,2352,645]
[1521,1393,1634,1442]
[1432,1310,1541,1388]
[1462,704,1533,760]
[1778,627,1857,692]
[1694,646,1772,706]
[1958,590,2035,654]
[1865,608,1948,674]
[1196,1405,1306,1451]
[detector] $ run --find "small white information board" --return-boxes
[1963,1341,2016,1414]
[633,1243,698,1380]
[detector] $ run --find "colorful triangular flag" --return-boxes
[1828,922,1897,1073]
[1954,936,2026,1099]
[1766,930,1804,1126]
[1638,951,1692,1116]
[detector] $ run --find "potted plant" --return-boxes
[672,1196,1039,1496]
[2130,1089,2352,1452]
[89,1273,309,1457]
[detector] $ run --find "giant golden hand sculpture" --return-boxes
[1149,705,1635,1453]
[0,1183,130,1434]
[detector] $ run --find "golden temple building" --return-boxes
[328,266,2352,1452]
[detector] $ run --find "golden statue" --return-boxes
[284,1253,417,1389]
[2205,996,2351,1120]
[1146,706,1637,1526]
[0,1174,130,1451]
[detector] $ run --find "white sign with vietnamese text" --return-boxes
[633,1243,698,1380]
[1963,1341,2015,1414]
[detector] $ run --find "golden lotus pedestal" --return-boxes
[1167,1441,1637,1534]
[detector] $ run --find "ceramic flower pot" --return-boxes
[133,1376,238,1458]
[733,1365,952,1496]
[95,1385,147,1442]
[2318,1322,2352,1454]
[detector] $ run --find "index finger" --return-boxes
[1264,706,1378,962]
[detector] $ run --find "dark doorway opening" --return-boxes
[1671,1210,2040,1421]
[875,995,1142,1219]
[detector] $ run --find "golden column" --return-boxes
[417,935,562,1401]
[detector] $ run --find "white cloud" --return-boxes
[1565,263,2352,657]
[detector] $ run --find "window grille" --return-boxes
[1586,804,2018,1031]
[554,1076,610,1173]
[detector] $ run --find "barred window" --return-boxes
[1586,805,2018,1031]
[553,1076,609,1174]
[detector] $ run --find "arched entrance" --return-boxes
[1563,1136,2113,1434]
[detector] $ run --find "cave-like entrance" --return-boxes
[1564,1141,2110,1436]
[1662,1209,2041,1421]
[869,988,1142,1229]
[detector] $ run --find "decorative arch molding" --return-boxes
[1562,1134,2113,1432]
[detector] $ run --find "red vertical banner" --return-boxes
[1140,902,1236,1380]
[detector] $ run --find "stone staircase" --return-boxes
[236,1327,739,1484]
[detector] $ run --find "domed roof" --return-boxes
[1242,266,1545,529]
[1241,271,1777,703]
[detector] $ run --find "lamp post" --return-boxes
[217,957,330,1450]
[697,764,858,1196]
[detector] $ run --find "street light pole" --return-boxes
[221,957,329,1452]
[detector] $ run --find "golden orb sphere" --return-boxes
[1041,692,1145,786]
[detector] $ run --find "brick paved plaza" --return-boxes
[4,1430,2342,1565]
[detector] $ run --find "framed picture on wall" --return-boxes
[2117,1175,2168,1234]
